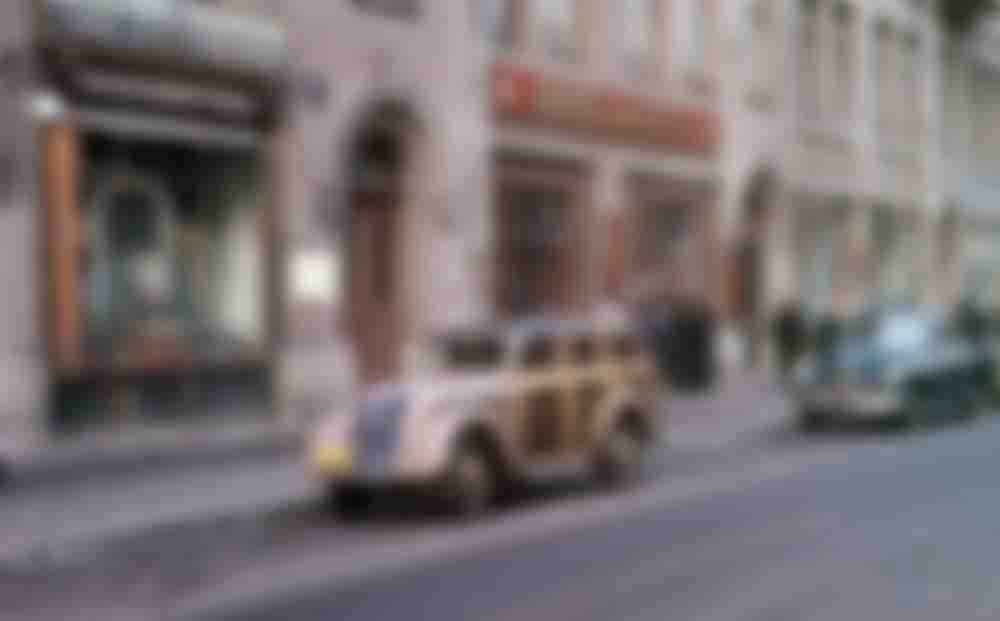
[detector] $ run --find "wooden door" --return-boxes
[348,200,401,385]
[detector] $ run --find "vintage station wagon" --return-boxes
[308,315,664,516]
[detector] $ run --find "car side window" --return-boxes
[570,336,597,365]
[521,335,557,369]
[612,332,640,359]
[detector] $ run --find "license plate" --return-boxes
[312,444,353,476]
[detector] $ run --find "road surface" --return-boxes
[7,416,1000,620]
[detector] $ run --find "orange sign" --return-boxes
[491,62,720,158]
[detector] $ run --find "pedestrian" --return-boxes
[773,301,807,381]
[956,297,987,345]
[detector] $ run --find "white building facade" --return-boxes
[720,0,942,370]
[939,17,1000,314]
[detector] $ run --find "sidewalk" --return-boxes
[3,416,301,493]
[0,371,790,566]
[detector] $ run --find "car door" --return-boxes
[514,332,570,463]
[568,334,605,452]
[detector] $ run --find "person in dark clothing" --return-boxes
[812,313,842,372]
[773,302,808,380]
[956,298,988,345]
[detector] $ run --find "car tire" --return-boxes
[327,484,374,521]
[957,386,979,422]
[896,398,928,432]
[594,422,644,489]
[440,441,495,519]
[798,410,828,432]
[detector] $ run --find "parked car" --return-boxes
[308,315,663,518]
[792,310,991,430]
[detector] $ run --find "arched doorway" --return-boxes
[346,101,418,385]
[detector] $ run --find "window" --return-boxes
[570,337,597,364]
[437,333,504,371]
[612,333,640,359]
[479,0,515,49]
[352,0,420,20]
[749,0,775,96]
[623,0,660,77]
[497,182,574,316]
[636,200,693,273]
[942,54,966,157]
[689,0,707,70]
[833,3,854,121]
[535,0,578,63]
[81,134,266,361]
[798,0,820,121]
[903,34,922,140]
[521,335,557,368]
[873,20,892,135]
[974,75,1000,171]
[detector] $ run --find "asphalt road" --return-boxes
[7,416,1000,620]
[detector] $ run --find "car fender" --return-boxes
[591,387,658,446]
[401,405,510,479]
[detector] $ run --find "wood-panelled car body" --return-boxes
[309,316,664,516]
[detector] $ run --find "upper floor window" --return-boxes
[798,0,820,121]
[749,0,776,99]
[478,0,515,50]
[353,0,420,20]
[873,19,892,133]
[902,33,922,136]
[622,0,661,78]
[833,3,854,121]
[687,0,709,70]
[534,0,579,63]
[942,54,967,157]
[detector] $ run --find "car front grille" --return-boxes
[354,395,405,475]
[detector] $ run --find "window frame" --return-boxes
[621,0,662,80]
[519,333,560,370]
[531,0,581,64]
[352,0,421,21]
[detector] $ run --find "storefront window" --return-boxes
[81,132,266,366]
[497,183,573,317]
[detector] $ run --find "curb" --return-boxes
[1,425,302,494]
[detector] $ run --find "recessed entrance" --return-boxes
[346,101,418,385]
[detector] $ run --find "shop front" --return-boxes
[33,0,287,428]
[490,61,721,319]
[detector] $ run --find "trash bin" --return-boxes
[665,302,717,394]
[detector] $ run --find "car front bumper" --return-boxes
[797,384,903,420]
[308,437,451,487]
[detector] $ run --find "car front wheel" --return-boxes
[327,484,375,520]
[440,442,495,519]
[595,423,645,489]
[798,409,828,432]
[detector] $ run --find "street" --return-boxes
[5,407,1000,620]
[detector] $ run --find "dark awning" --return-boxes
[36,0,288,86]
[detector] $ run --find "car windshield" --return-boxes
[842,314,935,356]
[434,332,505,372]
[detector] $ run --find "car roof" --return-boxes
[434,312,633,344]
